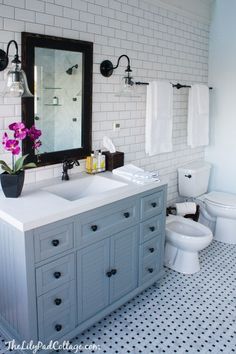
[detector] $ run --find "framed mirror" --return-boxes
[21,32,93,165]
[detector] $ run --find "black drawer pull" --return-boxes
[54,298,62,306]
[91,225,98,232]
[148,268,154,273]
[55,324,62,332]
[51,239,59,247]
[54,271,61,279]
[106,271,112,278]
[111,269,117,275]
[151,202,157,208]
[123,212,130,218]
[149,248,155,253]
[149,226,155,232]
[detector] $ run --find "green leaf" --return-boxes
[0,160,13,174]
[23,163,37,169]
[14,155,28,173]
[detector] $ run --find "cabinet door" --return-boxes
[77,239,110,323]
[109,226,139,304]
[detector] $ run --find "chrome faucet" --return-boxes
[62,159,80,181]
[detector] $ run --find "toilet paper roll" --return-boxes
[175,202,197,216]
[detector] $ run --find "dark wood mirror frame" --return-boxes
[21,32,93,166]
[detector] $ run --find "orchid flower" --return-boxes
[5,139,21,155]
[0,121,42,175]
[9,122,28,140]
[28,125,42,141]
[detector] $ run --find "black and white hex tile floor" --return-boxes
[0,240,235,354]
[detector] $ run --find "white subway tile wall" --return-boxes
[0,0,209,204]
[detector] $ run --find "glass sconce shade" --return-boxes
[0,40,33,98]
[2,64,33,98]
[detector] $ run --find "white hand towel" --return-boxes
[145,81,173,156]
[112,164,160,184]
[187,84,209,148]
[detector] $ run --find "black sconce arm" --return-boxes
[0,39,21,71]
[6,40,21,64]
[113,54,132,72]
[100,54,132,78]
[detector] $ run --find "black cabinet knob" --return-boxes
[185,174,192,178]
[51,239,59,247]
[151,202,157,208]
[149,226,155,232]
[149,248,155,253]
[106,271,112,278]
[55,324,62,332]
[123,212,130,218]
[54,298,62,306]
[54,271,61,279]
[91,225,98,232]
[111,269,117,275]
[148,268,154,273]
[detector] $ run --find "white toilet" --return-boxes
[164,160,214,274]
[178,161,236,245]
[165,215,213,274]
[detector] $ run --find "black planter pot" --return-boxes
[0,171,25,198]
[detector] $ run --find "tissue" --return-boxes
[103,136,116,153]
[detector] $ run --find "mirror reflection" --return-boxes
[34,48,83,153]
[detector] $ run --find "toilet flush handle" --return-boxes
[185,174,192,178]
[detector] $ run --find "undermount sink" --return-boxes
[43,174,127,201]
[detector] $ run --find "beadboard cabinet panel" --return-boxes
[109,226,139,303]
[77,239,110,322]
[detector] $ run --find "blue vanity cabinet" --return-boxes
[0,183,167,345]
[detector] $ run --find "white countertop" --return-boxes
[0,171,167,232]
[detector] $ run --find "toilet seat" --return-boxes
[205,191,236,209]
[166,215,212,251]
[204,191,236,220]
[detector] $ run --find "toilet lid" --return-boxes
[205,191,236,208]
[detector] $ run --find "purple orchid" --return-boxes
[33,140,42,149]
[0,121,42,176]
[5,139,20,155]
[9,122,28,140]
[2,132,8,147]
[27,125,42,141]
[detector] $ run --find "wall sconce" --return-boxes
[100,54,149,96]
[100,54,137,96]
[0,40,33,97]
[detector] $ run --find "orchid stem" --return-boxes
[12,154,14,173]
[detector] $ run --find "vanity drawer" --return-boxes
[38,307,76,343]
[140,215,163,243]
[140,191,164,220]
[139,254,161,285]
[37,281,76,319]
[140,236,161,259]
[36,254,75,296]
[34,219,74,262]
[76,197,139,247]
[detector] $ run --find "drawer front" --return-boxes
[34,219,74,262]
[38,307,76,343]
[36,254,75,296]
[76,197,139,247]
[141,236,161,259]
[141,191,164,220]
[140,214,163,243]
[37,281,76,320]
[139,255,161,285]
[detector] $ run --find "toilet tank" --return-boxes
[178,161,211,198]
